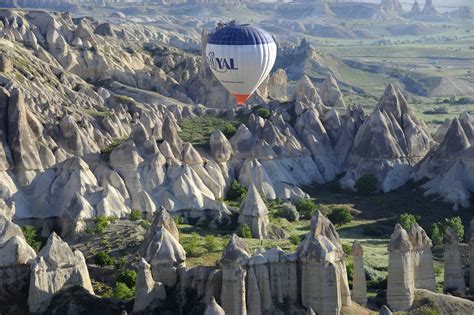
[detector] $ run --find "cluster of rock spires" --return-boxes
[133,209,353,314]
[3,195,474,314]
[0,214,93,313]
[384,221,474,312]
[379,0,440,18]
[1,8,472,231]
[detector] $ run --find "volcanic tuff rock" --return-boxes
[0,214,35,266]
[410,1,422,16]
[319,72,345,108]
[220,234,249,315]
[298,211,351,314]
[266,68,288,101]
[204,297,225,315]
[414,112,474,210]
[351,241,367,306]
[407,223,436,291]
[140,210,186,287]
[133,258,166,312]
[422,0,439,16]
[28,232,94,313]
[380,0,404,14]
[342,84,432,192]
[0,215,36,310]
[387,224,414,311]
[443,227,465,293]
[238,184,270,239]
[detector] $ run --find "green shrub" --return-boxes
[435,265,443,277]
[178,116,238,147]
[95,250,114,267]
[114,257,127,271]
[183,232,201,257]
[117,269,137,288]
[289,234,301,245]
[226,180,248,201]
[354,174,378,195]
[113,282,135,300]
[444,217,464,241]
[279,203,300,222]
[430,217,465,244]
[295,198,317,219]
[221,124,237,138]
[139,220,151,230]
[95,215,112,234]
[130,209,142,221]
[204,235,220,253]
[342,243,352,256]
[328,207,352,226]
[430,223,443,246]
[399,213,419,230]
[238,224,252,239]
[346,261,354,286]
[21,225,43,252]
[256,108,272,119]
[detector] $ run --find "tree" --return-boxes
[239,224,252,238]
[430,223,443,246]
[130,209,141,221]
[354,174,378,195]
[256,108,271,119]
[226,180,248,201]
[95,250,114,267]
[295,198,317,219]
[328,207,352,226]
[117,269,137,288]
[399,213,419,230]
[444,217,464,241]
[21,225,42,252]
[113,282,135,300]
[430,217,465,245]
[279,203,299,222]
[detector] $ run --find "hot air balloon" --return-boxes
[206,23,277,106]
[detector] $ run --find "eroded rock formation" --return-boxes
[221,234,249,315]
[28,232,93,313]
[352,240,367,306]
[139,208,186,287]
[408,223,436,291]
[443,227,466,293]
[0,215,36,312]
[342,84,432,192]
[238,184,270,239]
[387,224,414,311]
[320,72,345,108]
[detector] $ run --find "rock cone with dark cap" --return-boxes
[220,234,249,315]
[387,224,414,311]
[238,184,270,239]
